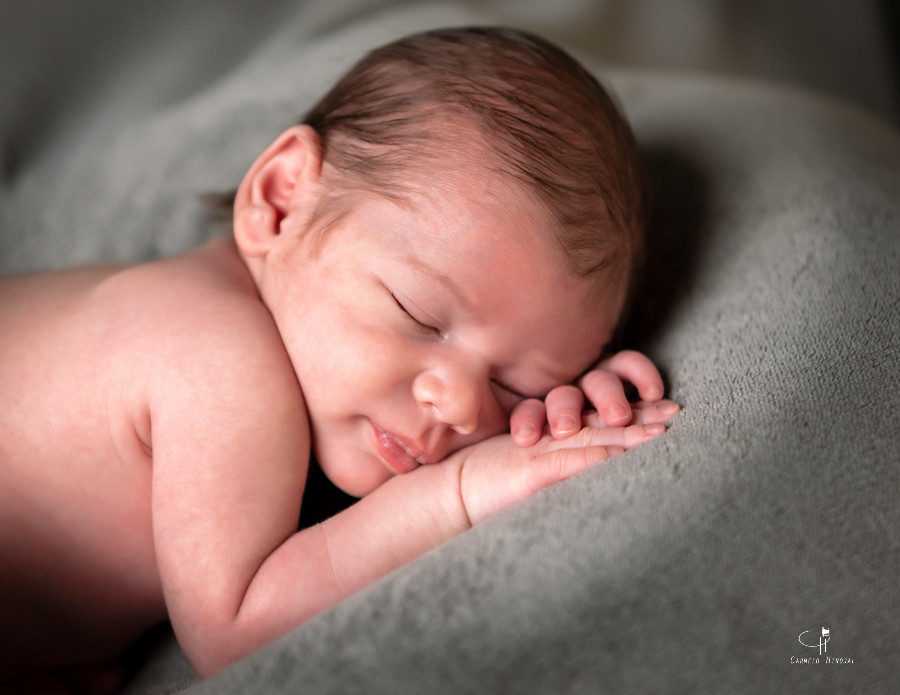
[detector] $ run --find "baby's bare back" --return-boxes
[0,239,260,679]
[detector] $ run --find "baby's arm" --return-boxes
[151,340,665,676]
[510,349,680,446]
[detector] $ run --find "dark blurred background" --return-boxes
[2,0,898,181]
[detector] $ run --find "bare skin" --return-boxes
[0,265,162,682]
[0,126,678,689]
[0,246,245,679]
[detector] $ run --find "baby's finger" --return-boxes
[577,369,632,426]
[629,399,681,425]
[526,444,624,494]
[544,422,666,452]
[545,385,585,439]
[583,401,680,428]
[596,350,665,402]
[581,422,666,450]
[509,398,546,447]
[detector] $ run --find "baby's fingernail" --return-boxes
[646,384,664,400]
[660,402,680,416]
[646,423,666,435]
[516,423,536,439]
[555,415,578,435]
[608,403,629,421]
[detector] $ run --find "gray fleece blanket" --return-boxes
[2,2,899,693]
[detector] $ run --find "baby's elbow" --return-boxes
[185,641,237,680]
[174,605,259,678]
[178,628,237,678]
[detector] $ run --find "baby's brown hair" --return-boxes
[301,26,646,300]
[214,27,646,305]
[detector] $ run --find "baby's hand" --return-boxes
[451,422,665,526]
[510,349,680,447]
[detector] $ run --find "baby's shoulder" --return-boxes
[107,240,265,332]
[102,239,300,406]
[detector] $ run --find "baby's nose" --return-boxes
[412,365,484,435]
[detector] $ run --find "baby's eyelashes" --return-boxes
[389,291,442,338]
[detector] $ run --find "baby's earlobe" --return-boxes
[234,204,278,258]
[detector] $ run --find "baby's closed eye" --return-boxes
[390,291,441,338]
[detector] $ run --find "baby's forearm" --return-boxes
[321,461,468,588]
[189,461,468,676]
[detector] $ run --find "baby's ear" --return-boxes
[233,125,323,257]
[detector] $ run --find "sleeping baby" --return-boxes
[0,26,679,693]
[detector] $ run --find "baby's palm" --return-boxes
[449,423,664,526]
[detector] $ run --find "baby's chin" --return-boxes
[330,475,378,499]
[313,450,389,499]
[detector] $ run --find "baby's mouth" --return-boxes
[371,425,426,474]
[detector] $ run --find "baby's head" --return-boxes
[232,27,647,495]
[300,26,646,305]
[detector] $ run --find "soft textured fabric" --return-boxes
[3,2,898,693]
